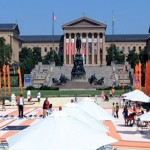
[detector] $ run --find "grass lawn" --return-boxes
[0,87,128,99]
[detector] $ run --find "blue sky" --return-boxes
[0,0,150,35]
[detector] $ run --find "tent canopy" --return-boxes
[122,90,150,103]
[77,100,116,121]
[7,111,117,150]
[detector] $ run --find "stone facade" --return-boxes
[0,17,149,66]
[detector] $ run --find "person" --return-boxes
[132,102,137,112]
[109,89,113,98]
[101,91,105,100]
[122,105,128,126]
[112,87,115,95]
[137,105,144,116]
[27,90,31,102]
[49,103,53,114]
[43,97,50,118]
[18,94,24,118]
[112,102,115,117]
[2,97,6,111]
[37,91,41,103]
[11,93,16,106]
[115,102,119,118]
[71,99,74,103]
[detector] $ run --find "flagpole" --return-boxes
[52,12,54,50]
[112,12,115,63]
[52,13,55,62]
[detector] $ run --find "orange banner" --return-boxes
[3,65,6,95]
[7,65,11,95]
[134,62,142,90]
[18,67,23,94]
[145,60,150,95]
[0,71,1,93]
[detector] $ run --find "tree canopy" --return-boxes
[0,37,12,68]
[106,44,125,65]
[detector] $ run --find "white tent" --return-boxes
[77,101,116,121]
[122,90,150,103]
[7,111,117,150]
[81,97,96,102]
[138,111,150,122]
[63,102,109,132]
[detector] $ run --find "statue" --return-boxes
[76,35,81,53]
[71,34,86,79]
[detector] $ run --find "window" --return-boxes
[133,46,136,50]
[122,46,125,51]
[50,47,52,51]
[44,47,47,52]
[128,47,130,51]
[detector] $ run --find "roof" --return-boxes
[20,34,149,43]
[20,35,63,43]
[0,23,20,34]
[106,34,149,42]
[62,16,107,29]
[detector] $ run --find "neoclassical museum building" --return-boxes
[0,16,149,66]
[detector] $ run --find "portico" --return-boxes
[62,17,107,66]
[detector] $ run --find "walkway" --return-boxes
[0,97,149,150]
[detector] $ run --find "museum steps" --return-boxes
[59,80,96,90]
[29,62,133,88]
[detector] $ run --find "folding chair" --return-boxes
[0,140,9,150]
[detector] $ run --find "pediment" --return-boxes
[62,17,106,29]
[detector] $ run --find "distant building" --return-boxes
[0,17,149,66]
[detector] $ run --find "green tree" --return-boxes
[106,44,125,65]
[0,37,12,67]
[42,50,61,65]
[139,48,148,86]
[32,47,42,65]
[126,49,139,68]
[42,50,53,64]
[19,47,34,74]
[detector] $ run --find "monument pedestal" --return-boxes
[71,53,86,80]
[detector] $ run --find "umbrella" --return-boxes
[63,102,109,132]
[7,111,117,150]
[122,90,150,103]
[77,101,116,121]
[138,112,150,122]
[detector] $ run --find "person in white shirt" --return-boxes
[37,91,41,102]
[18,94,24,118]
[27,90,31,102]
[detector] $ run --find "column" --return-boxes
[75,33,77,54]
[92,33,94,65]
[102,33,106,65]
[69,34,71,65]
[64,34,66,65]
[97,33,100,64]
[86,33,88,65]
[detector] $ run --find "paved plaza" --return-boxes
[0,96,150,150]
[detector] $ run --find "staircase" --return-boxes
[59,80,96,90]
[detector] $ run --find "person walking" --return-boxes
[109,89,113,98]
[18,94,24,118]
[43,97,50,118]
[112,103,115,117]
[2,97,6,111]
[49,103,53,115]
[115,102,119,118]
[37,91,41,103]
[27,90,31,102]
[122,105,128,126]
